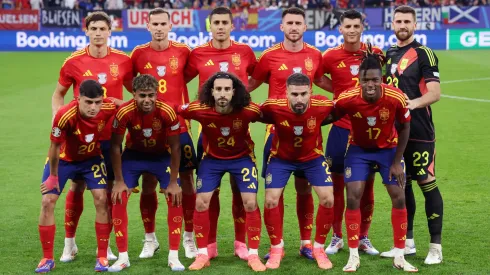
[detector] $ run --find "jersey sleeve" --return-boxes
[396,98,411,125]
[113,107,131,135]
[129,47,140,77]
[417,47,440,83]
[251,52,270,82]
[50,108,71,143]
[259,100,276,124]
[245,46,258,76]
[184,50,199,81]
[245,102,262,122]
[314,50,324,80]
[321,50,332,75]
[58,58,74,88]
[159,105,181,137]
[333,97,347,119]
[122,57,134,82]
[176,101,199,121]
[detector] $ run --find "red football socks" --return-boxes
[64,190,84,238]
[95,222,111,258]
[182,193,196,232]
[297,193,314,240]
[314,205,334,245]
[392,208,408,249]
[278,193,284,236]
[332,173,345,238]
[232,192,247,243]
[208,191,220,244]
[193,209,210,249]
[167,197,183,250]
[360,177,375,237]
[264,206,282,246]
[112,191,129,253]
[345,208,361,248]
[140,192,158,233]
[246,208,262,249]
[39,224,55,259]
[106,191,113,233]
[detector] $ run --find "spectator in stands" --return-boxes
[266,0,279,9]
[105,0,123,9]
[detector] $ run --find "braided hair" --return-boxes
[359,42,386,78]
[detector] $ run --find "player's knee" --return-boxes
[346,193,361,210]
[242,198,257,212]
[319,195,334,208]
[195,195,210,212]
[41,195,58,213]
[264,196,279,209]
[392,195,406,209]
[93,192,108,210]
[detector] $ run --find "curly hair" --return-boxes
[359,42,386,78]
[132,74,158,92]
[198,72,251,110]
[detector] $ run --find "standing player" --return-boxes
[130,8,198,259]
[184,6,257,260]
[52,11,133,262]
[259,73,335,270]
[382,5,443,264]
[108,74,184,272]
[326,47,417,272]
[248,7,332,259]
[36,80,116,273]
[321,9,383,255]
[179,72,266,272]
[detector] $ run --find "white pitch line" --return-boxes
[440,77,490,102]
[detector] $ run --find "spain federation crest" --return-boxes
[367,116,377,126]
[97,73,107,84]
[233,119,242,130]
[307,116,316,130]
[266,173,272,185]
[350,65,359,76]
[293,126,303,136]
[399,58,409,70]
[152,118,162,131]
[220,127,230,136]
[196,178,202,190]
[110,64,119,77]
[345,167,352,179]
[98,121,105,132]
[143,128,152,138]
[169,57,178,71]
[379,107,390,121]
[157,66,166,77]
[85,134,94,143]
[232,53,241,67]
[305,57,313,71]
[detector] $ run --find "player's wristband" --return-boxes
[43,175,59,191]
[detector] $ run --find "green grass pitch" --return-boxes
[0,50,489,274]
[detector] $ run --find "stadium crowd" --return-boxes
[1,0,488,11]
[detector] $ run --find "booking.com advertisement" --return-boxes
[0,30,447,52]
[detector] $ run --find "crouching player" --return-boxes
[37,80,116,273]
[325,45,417,272]
[109,74,184,272]
[179,72,266,272]
[259,73,335,270]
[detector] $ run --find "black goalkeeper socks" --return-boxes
[420,180,443,244]
[405,180,416,240]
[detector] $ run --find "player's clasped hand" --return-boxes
[389,163,406,189]
[166,181,182,207]
[41,175,60,194]
[112,180,129,204]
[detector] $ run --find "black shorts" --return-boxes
[404,141,436,182]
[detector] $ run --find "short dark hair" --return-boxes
[85,11,112,30]
[340,9,363,23]
[209,7,233,22]
[149,8,170,21]
[133,74,158,92]
[199,72,251,110]
[359,43,386,77]
[394,5,416,20]
[80,80,104,98]
[282,7,305,19]
[286,73,310,87]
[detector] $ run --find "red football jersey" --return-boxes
[51,99,116,162]
[130,41,191,133]
[178,101,261,160]
[185,40,257,90]
[59,46,133,141]
[260,95,334,162]
[334,84,411,149]
[322,43,384,129]
[252,42,324,98]
[113,99,180,154]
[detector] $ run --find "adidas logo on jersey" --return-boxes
[280,120,290,127]
[417,169,426,176]
[353,112,362,118]
[83,70,93,76]
[207,123,216,128]
[205,60,215,66]
[171,228,181,234]
[144,62,152,69]
[133,124,141,130]
[326,176,332,182]
[337,61,346,68]
[278,64,288,70]
[247,183,257,189]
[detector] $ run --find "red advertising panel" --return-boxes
[0,10,39,30]
[127,9,193,29]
